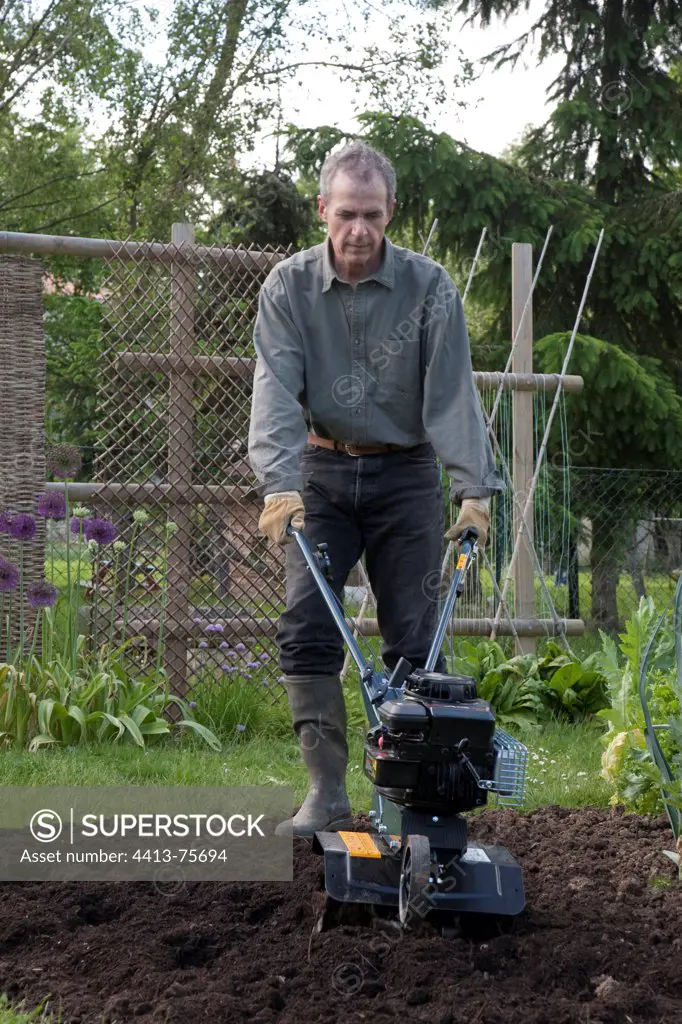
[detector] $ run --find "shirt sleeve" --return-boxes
[247,269,308,497]
[421,269,505,503]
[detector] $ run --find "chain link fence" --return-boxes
[540,466,682,635]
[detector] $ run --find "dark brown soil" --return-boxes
[1,805,681,1024]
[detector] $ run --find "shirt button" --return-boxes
[354,339,360,345]
[355,409,361,415]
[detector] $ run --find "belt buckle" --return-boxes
[343,442,361,457]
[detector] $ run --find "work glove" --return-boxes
[445,498,489,549]
[258,491,305,546]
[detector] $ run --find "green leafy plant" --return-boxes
[596,597,681,822]
[0,644,220,752]
[0,486,220,753]
[475,666,546,730]
[457,638,609,726]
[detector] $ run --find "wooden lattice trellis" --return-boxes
[85,228,296,694]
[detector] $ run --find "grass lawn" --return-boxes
[0,717,610,812]
[0,996,59,1023]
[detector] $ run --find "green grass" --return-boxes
[0,713,610,812]
[513,718,610,809]
[0,996,60,1023]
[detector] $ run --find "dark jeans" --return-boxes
[277,442,446,676]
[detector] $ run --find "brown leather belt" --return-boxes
[307,432,415,456]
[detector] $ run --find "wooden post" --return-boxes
[511,244,536,655]
[0,256,46,659]
[165,223,196,695]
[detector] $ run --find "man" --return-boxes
[248,140,503,837]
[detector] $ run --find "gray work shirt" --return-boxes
[247,237,504,502]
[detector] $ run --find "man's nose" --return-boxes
[350,218,368,237]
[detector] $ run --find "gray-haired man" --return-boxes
[248,141,502,837]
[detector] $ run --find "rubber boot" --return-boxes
[275,673,353,837]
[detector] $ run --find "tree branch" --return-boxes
[30,191,125,233]
[0,167,108,211]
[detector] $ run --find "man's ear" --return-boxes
[317,194,328,222]
[386,199,396,225]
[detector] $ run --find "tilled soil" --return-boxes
[0,805,681,1024]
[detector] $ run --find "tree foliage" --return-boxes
[286,1,682,385]
[0,1,469,239]
[535,333,682,471]
[534,331,682,631]
[206,168,316,248]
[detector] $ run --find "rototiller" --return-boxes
[286,523,528,926]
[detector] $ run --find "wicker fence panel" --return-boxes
[89,234,295,696]
[0,256,46,657]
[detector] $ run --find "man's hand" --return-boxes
[445,499,489,549]
[258,491,305,545]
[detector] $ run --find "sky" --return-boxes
[255,0,565,163]
[141,0,564,167]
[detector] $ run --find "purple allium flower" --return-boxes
[226,650,238,660]
[70,516,89,535]
[45,443,82,481]
[188,701,197,710]
[84,518,117,546]
[199,641,208,649]
[204,624,224,634]
[36,492,66,520]
[278,675,285,683]
[0,511,11,533]
[26,580,59,609]
[259,651,270,662]
[9,513,36,541]
[0,560,19,591]
[192,616,203,625]
[235,724,246,733]
[246,660,259,669]
[221,664,237,674]
[235,642,246,653]
[219,641,230,650]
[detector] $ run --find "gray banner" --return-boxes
[0,786,294,882]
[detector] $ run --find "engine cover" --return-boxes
[363,672,496,813]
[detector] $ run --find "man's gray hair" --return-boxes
[319,141,397,204]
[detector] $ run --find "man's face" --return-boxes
[317,169,395,279]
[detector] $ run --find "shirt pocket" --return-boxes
[365,325,421,398]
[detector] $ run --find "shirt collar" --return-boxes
[321,236,395,292]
